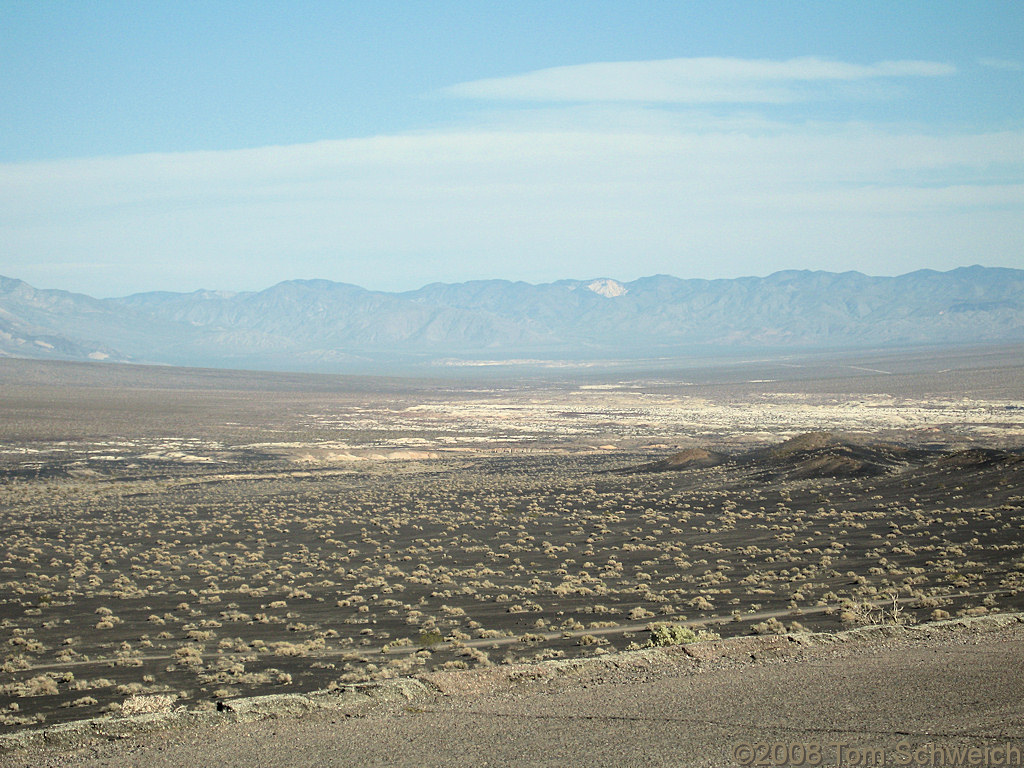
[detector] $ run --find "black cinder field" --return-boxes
[1,346,1022,729]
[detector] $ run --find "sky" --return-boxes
[1,1,1022,297]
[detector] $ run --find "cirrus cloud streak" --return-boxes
[1,118,1021,295]
[441,57,956,103]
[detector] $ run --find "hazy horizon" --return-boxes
[1,262,1012,301]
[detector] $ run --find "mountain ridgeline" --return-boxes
[1,266,1022,371]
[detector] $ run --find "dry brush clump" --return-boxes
[118,694,177,716]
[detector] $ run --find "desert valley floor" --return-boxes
[1,345,1023,729]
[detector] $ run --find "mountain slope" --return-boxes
[1,266,1022,371]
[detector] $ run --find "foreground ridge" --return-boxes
[3,612,1021,757]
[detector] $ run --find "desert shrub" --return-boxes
[688,596,714,611]
[752,617,787,635]
[418,630,443,647]
[646,622,719,646]
[839,594,911,626]
[64,696,98,708]
[172,645,205,667]
[4,675,59,697]
[269,642,307,657]
[436,660,469,670]
[120,694,176,716]
[457,647,491,667]
[648,623,698,646]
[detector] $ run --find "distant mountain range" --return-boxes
[1,266,1022,372]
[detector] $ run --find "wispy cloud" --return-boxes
[978,57,1023,71]
[2,117,1020,295]
[441,57,956,104]
[2,55,1021,296]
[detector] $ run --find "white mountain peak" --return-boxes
[586,278,628,298]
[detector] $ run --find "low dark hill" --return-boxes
[746,432,914,481]
[618,432,917,481]
[905,447,1024,498]
[932,447,1024,470]
[621,447,727,474]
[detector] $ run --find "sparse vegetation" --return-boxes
[1,354,1022,730]
[646,623,721,646]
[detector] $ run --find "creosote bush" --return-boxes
[418,630,444,647]
[646,623,720,647]
[119,694,177,717]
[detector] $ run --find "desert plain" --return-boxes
[1,344,1023,730]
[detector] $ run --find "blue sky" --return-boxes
[1,1,1022,296]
